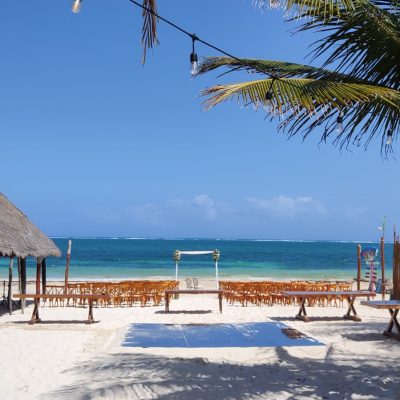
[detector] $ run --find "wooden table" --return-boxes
[165,289,223,313]
[13,294,112,324]
[282,291,375,322]
[361,300,400,340]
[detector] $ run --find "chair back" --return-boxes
[185,278,193,289]
[193,277,200,289]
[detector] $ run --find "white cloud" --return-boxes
[246,195,327,219]
[124,203,164,226]
[172,194,217,221]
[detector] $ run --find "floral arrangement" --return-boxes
[173,250,181,262]
[212,249,220,262]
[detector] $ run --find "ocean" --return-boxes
[0,238,393,281]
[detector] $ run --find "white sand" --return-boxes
[0,280,399,400]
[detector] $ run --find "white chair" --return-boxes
[185,278,193,290]
[193,277,203,290]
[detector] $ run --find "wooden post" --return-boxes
[380,236,385,300]
[17,258,24,314]
[35,258,42,311]
[41,258,47,295]
[21,258,26,309]
[36,258,42,294]
[393,238,400,300]
[64,240,72,294]
[357,244,361,291]
[8,258,13,315]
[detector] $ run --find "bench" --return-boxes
[361,300,400,340]
[13,294,112,324]
[282,291,375,322]
[165,289,223,313]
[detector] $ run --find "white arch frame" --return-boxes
[174,250,220,288]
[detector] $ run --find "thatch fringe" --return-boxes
[0,193,61,259]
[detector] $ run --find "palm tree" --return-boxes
[140,0,400,152]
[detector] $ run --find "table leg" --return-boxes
[295,297,310,322]
[383,309,400,339]
[165,293,169,313]
[219,293,222,313]
[29,299,41,325]
[343,296,361,321]
[86,299,94,324]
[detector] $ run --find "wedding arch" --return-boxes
[173,249,220,288]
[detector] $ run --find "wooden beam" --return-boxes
[380,236,385,300]
[21,257,27,309]
[41,258,47,294]
[8,258,13,315]
[17,258,24,314]
[393,238,400,300]
[357,244,361,291]
[36,258,41,294]
[64,240,72,294]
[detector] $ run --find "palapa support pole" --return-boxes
[8,258,13,315]
[380,236,385,300]
[17,257,24,314]
[35,257,42,313]
[41,258,47,295]
[21,258,26,309]
[175,261,178,282]
[64,240,72,294]
[36,257,42,293]
[357,244,361,291]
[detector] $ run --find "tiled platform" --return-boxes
[122,322,323,348]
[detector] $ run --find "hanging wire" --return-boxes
[126,0,281,80]
[75,0,397,137]
[126,0,396,119]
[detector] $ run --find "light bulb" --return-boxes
[263,90,273,111]
[335,113,343,133]
[190,52,198,75]
[72,0,82,14]
[269,0,280,8]
[386,129,393,145]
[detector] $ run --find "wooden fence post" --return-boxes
[357,244,361,291]
[380,236,385,300]
[393,238,400,300]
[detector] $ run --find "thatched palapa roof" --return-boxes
[0,193,61,259]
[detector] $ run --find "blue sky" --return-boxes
[0,0,398,241]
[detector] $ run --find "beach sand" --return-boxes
[0,279,399,400]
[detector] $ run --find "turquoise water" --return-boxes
[0,238,393,281]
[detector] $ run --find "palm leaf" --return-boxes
[295,1,400,89]
[196,56,371,84]
[140,0,159,64]
[201,77,400,150]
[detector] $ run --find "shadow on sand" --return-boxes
[45,345,400,400]
[155,310,212,315]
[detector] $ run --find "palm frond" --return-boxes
[201,77,400,150]
[141,0,159,64]
[255,0,367,18]
[196,57,370,84]
[295,1,400,89]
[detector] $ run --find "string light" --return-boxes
[72,0,395,141]
[190,35,198,76]
[264,91,273,108]
[72,0,82,13]
[263,79,275,111]
[269,0,280,9]
[386,127,394,145]
[335,111,344,133]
